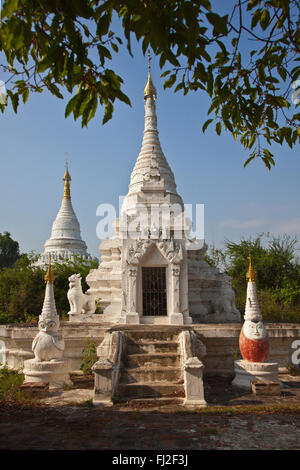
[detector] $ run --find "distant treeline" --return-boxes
[0,232,299,324]
[205,233,300,323]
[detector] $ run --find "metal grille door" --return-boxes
[142,267,167,316]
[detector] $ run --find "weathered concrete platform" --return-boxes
[1,322,299,377]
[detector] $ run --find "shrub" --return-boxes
[0,366,25,403]
[0,255,98,324]
[80,342,97,376]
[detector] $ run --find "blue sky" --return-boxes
[0,20,299,259]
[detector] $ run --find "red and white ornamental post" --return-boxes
[232,254,280,389]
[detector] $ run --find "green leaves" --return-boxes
[0,0,298,167]
[260,9,271,30]
[163,74,176,90]
[96,12,111,37]
[262,149,275,170]
[65,94,80,118]
[103,101,113,125]
[7,90,19,113]
[202,118,213,133]
[48,83,63,99]
[1,0,19,18]
[215,121,222,136]
[243,153,256,168]
[22,88,29,104]
[63,67,130,127]
[206,13,228,36]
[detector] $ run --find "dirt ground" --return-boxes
[0,375,300,451]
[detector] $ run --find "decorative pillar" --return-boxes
[180,330,207,407]
[124,266,140,324]
[169,265,184,325]
[183,358,206,406]
[232,254,280,389]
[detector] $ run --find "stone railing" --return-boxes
[92,330,126,405]
[179,330,207,406]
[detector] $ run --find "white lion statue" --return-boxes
[67,273,95,316]
[212,274,241,320]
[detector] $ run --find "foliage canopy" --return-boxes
[206,233,300,322]
[0,232,20,269]
[0,253,98,324]
[0,0,299,169]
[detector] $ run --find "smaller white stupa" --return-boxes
[24,257,71,387]
[232,254,280,389]
[35,162,92,266]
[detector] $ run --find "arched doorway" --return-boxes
[142,266,167,316]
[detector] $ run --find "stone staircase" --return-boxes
[114,329,185,404]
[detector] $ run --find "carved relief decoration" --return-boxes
[126,237,184,266]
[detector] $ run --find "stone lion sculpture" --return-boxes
[67,273,95,316]
[212,274,241,320]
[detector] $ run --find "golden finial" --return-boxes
[148,49,151,73]
[144,49,157,99]
[246,252,256,283]
[63,157,71,200]
[44,254,55,284]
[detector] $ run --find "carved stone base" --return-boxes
[184,398,207,407]
[93,360,114,406]
[169,313,184,325]
[183,315,193,325]
[23,358,71,388]
[92,330,126,405]
[183,357,207,407]
[232,359,280,390]
[68,313,103,322]
[120,313,140,324]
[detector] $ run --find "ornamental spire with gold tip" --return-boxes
[121,50,183,216]
[44,254,55,284]
[244,253,262,321]
[35,161,92,267]
[40,255,58,320]
[144,50,157,99]
[63,157,71,200]
[246,252,256,283]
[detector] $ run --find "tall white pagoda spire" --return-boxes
[121,51,183,216]
[35,162,92,266]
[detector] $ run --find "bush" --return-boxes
[0,366,25,403]
[207,233,300,324]
[0,254,98,324]
[80,342,97,375]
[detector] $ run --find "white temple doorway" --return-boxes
[142,267,167,316]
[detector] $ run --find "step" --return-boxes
[126,330,179,342]
[113,396,184,406]
[126,353,180,368]
[116,382,185,399]
[120,366,182,384]
[127,340,179,354]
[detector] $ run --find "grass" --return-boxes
[0,365,34,405]
[173,402,300,416]
[287,365,300,376]
[80,398,94,407]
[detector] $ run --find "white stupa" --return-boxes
[83,54,241,325]
[24,257,71,387]
[35,163,92,266]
